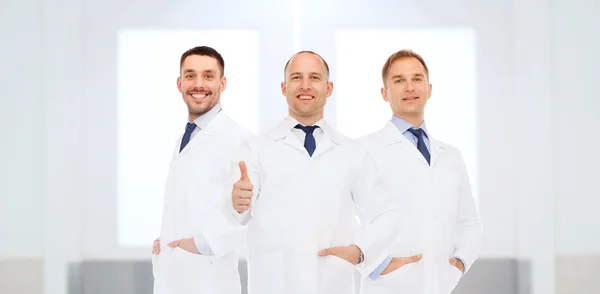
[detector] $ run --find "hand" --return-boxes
[449,257,465,273]
[167,238,199,254]
[318,244,361,265]
[381,254,422,275]
[152,239,160,254]
[232,161,253,213]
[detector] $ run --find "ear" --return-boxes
[381,87,389,102]
[220,76,227,93]
[427,83,432,100]
[177,76,183,93]
[326,81,334,97]
[280,81,287,96]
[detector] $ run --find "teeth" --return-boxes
[191,93,207,99]
[298,95,312,100]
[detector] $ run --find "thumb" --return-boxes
[449,257,456,265]
[167,240,179,247]
[239,161,249,181]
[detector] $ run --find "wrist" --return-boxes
[351,244,364,264]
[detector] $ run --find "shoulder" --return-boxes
[433,138,461,155]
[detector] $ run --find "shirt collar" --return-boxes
[190,102,223,130]
[287,115,326,130]
[391,115,429,138]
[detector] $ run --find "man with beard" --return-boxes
[151,46,252,294]
[225,51,402,294]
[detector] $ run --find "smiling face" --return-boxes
[381,56,432,124]
[177,54,226,121]
[281,52,334,126]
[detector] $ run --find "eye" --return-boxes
[185,74,195,79]
[394,79,404,83]
[291,76,300,80]
[414,77,423,82]
[204,74,214,79]
[311,76,320,80]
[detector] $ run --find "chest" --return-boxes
[164,134,235,203]
[372,143,461,218]
[252,141,358,223]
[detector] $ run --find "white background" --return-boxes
[2,0,599,293]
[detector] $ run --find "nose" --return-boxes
[194,79,206,89]
[300,77,311,91]
[405,80,415,92]
[193,77,207,89]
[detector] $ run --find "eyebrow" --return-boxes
[183,69,217,74]
[390,73,425,79]
[289,72,323,77]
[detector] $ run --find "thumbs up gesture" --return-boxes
[232,161,254,213]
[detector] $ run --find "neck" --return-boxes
[188,113,201,122]
[188,103,218,122]
[396,113,424,128]
[290,111,323,126]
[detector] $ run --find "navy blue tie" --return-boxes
[179,122,197,152]
[294,124,319,157]
[408,128,430,165]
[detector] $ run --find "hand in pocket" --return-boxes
[168,238,199,254]
[449,257,464,273]
[381,253,422,275]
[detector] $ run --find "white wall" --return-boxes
[551,0,600,255]
[511,0,555,293]
[75,0,518,260]
[2,0,599,294]
[0,0,44,259]
[39,1,85,294]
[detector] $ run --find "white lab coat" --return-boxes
[224,117,401,294]
[153,111,252,294]
[358,122,482,294]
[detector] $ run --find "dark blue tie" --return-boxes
[179,122,197,152]
[408,128,430,165]
[294,124,319,157]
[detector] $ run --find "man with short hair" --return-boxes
[152,45,252,294]
[359,49,482,294]
[226,51,401,294]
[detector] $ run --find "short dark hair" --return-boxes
[179,46,225,77]
[283,50,330,80]
[381,49,429,84]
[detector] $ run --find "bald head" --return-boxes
[283,51,330,81]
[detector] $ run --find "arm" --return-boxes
[223,139,260,226]
[351,149,402,276]
[194,210,247,258]
[368,256,393,279]
[452,152,483,273]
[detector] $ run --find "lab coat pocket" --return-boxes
[173,247,213,269]
[248,251,285,294]
[362,262,418,293]
[445,263,463,293]
[378,261,413,281]
[320,255,355,294]
[165,248,214,293]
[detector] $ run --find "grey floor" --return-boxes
[4,256,600,294]
[68,258,527,294]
